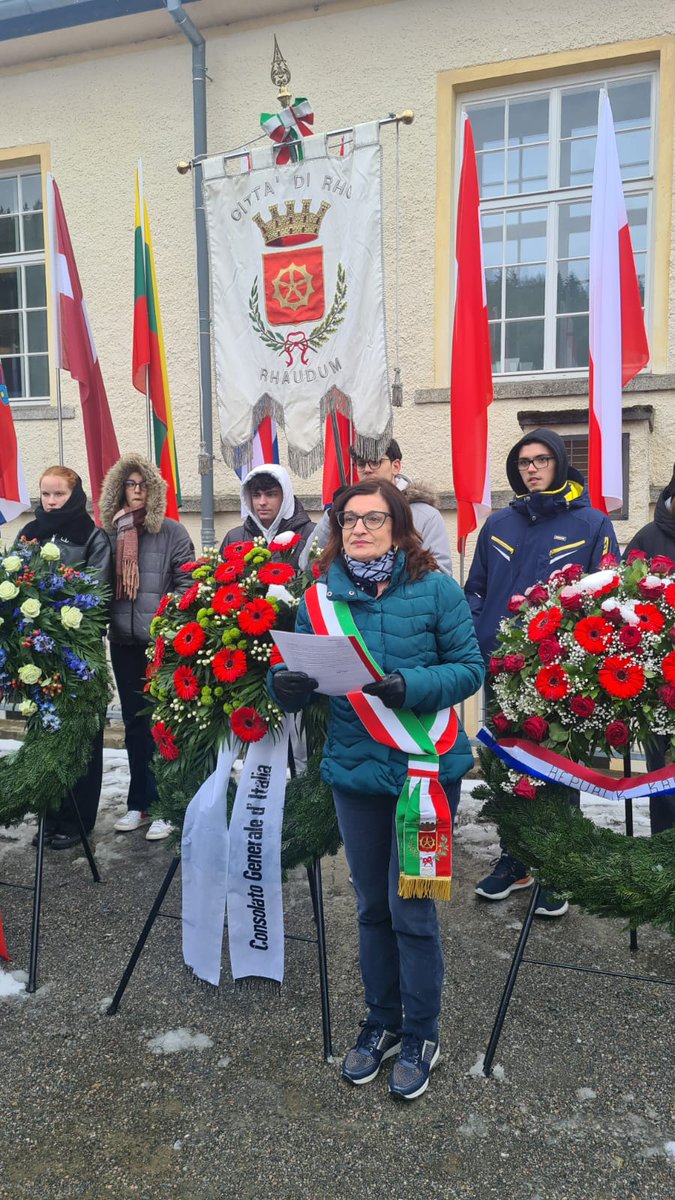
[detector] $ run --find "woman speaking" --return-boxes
[270,479,484,1100]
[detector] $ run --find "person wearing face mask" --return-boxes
[465,428,619,911]
[219,464,315,568]
[18,465,112,849]
[269,479,484,1100]
[98,453,194,840]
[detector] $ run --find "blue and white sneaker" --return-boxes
[388,1034,440,1100]
[342,1021,401,1085]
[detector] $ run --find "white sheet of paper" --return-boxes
[270,631,374,696]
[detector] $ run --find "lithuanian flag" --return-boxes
[132,165,181,519]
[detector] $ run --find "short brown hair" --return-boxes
[39,465,79,493]
[318,479,438,582]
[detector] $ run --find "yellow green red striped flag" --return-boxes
[132,165,181,518]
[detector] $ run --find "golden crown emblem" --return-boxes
[253,199,331,246]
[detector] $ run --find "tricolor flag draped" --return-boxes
[235,414,279,480]
[588,93,649,514]
[450,116,493,554]
[0,359,31,526]
[47,175,119,522]
[133,166,181,520]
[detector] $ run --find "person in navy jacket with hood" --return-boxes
[465,428,619,912]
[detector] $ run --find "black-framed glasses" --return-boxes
[124,479,148,491]
[351,456,388,471]
[336,510,392,531]
[517,455,554,471]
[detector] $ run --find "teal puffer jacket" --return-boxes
[272,554,485,799]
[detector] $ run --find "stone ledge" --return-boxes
[11,404,76,420]
[415,373,675,405]
[517,404,655,431]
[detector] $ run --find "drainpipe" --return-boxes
[167,0,215,547]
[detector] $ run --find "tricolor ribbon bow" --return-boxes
[260,98,314,164]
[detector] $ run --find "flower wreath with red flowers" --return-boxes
[488,555,675,764]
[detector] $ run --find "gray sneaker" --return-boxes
[342,1022,401,1085]
[388,1034,440,1100]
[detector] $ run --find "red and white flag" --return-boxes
[47,175,119,521]
[450,116,493,554]
[588,93,649,513]
[0,359,30,527]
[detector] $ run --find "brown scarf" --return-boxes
[113,506,146,600]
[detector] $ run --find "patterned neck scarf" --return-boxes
[343,548,396,590]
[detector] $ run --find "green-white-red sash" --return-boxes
[304,582,459,899]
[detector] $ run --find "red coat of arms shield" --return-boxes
[263,246,325,326]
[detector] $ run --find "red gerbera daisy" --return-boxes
[214,560,245,584]
[179,560,205,573]
[527,607,562,643]
[257,562,295,585]
[238,598,277,635]
[173,665,200,701]
[177,582,200,611]
[598,655,645,699]
[633,603,665,634]
[662,650,675,685]
[664,582,675,608]
[535,664,570,700]
[212,584,246,614]
[212,647,248,683]
[173,622,207,658]
[155,593,172,617]
[224,540,255,560]
[573,615,614,654]
[230,705,268,743]
[151,720,180,761]
[153,635,166,667]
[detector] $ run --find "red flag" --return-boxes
[450,117,493,554]
[0,911,9,962]
[0,359,31,525]
[588,93,649,514]
[47,175,119,522]
[322,412,357,507]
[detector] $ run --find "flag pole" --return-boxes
[55,368,64,465]
[138,162,153,460]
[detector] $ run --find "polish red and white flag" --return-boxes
[588,93,649,513]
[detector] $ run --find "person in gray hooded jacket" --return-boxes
[220,463,315,567]
[99,453,194,838]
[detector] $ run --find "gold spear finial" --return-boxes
[271,35,292,108]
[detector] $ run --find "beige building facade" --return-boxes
[0,0,673,570]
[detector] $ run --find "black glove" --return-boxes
[273,670,319,707]
[362,672,406,709]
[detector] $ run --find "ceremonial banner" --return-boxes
[202,123,391,476]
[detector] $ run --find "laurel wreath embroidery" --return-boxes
[248,263,348,357]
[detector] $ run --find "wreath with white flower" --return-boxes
[0,538,110,826]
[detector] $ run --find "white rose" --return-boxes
[40,542,61,561]
[18,700,38,717]
[2,555,22,573]
[0,580,19,601]
[60,605,83,630]
[18,664,42,685]
[20,598,41,619]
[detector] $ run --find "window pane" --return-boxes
[504,319,544,370]
[23,212,44,252]
[489,322,501,371]
[484,267,502,320]
[505,208,546,264]
[626,194,648,253]
[469,104,505,152]
[477,149,505,198]
[0,215,19,255]
[481,212,503,268]
[507,143,548,194]
[633,252,646,305]
[608,78,651,129]
[557,260,589,314]
[27,309,47,352]
[616,128,650,179]
[508,96,549,145]
[25,264,46,308]
[0,311,22,354]
[2,356,24,399]
[0,178,18,215]
[0,266,21,310]
[505,265,545,317]
[558,201,590,260]
[556,314,588,368]
[20,174,42,213]
[559,136,596,188]
[561,87,599,138]
[28,354,49,398]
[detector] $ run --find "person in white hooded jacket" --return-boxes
[219,464,315,567]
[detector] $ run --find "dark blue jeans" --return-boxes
[110,642,158,813]
[332,781,460,1043]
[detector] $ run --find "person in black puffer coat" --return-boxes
[19,465,112,849]
[623,465,675,835]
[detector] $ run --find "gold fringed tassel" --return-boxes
[398,874,452,901]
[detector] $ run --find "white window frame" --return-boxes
[0,163,48,403]
[459,62,656,380]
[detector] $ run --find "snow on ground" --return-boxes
[145,1028,214,1055]
[0,967,28,999]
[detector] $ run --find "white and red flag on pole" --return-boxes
[450,116,493,554]
[588,93,649,514]
[47,174,119,521]
[0,358,30,527]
